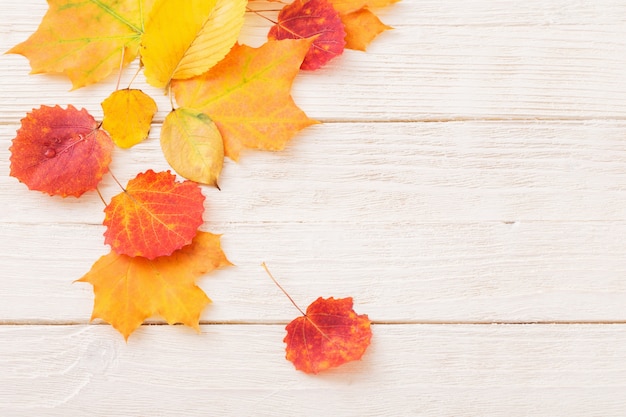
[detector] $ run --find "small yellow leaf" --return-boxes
[161,108,224,187]
[101,89,158,148]
[141,0,247,88]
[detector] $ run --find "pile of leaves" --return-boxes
[7,0,397,374]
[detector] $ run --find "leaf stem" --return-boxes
[262,262,306,316]
[108,169,126,192]
[96,186,107,206]
[115,46,126,91]
[168,84,175,110]
[127,64,142,89]
[246,6,278,24]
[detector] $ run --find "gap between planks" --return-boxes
[3,320,626,326]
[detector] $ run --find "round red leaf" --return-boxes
[103,170,205,259]
[9,105,113,197]
[268,0,346,70]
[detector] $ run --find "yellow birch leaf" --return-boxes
[101,89,158,148]
[141,0,246,88]
[342,7,392,51]
[161,108,224,187]
[7,0,155,89]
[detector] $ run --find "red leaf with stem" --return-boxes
[263,263,372,374]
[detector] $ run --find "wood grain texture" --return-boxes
[2,0,626,123]
[2,220,626,323]
[2,0,626,415]
[2,324,626,417]
[3,121,626,225]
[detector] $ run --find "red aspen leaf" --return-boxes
[101,89,158,148]
[172,39,318,160]
[77,231,232,340]
[9,105,113,197]
[268,0,346,70]
[285,297,372,374]
[161,108,224,187]
[103,170,205,259]
[7,0,156,89]
[329,0,399,14]
[341,7,392,51]
[141,0,246,88]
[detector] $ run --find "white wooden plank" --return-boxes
[2,324,626,416]
[2,220,626,323]
[2,1,626,122]
[2,121,626,224]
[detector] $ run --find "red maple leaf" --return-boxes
[268,0,346,70]
[103,170,205,259]
[285,296,373,373]
[9,105,113,197]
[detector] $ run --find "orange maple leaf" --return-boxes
[341,7,392,51]
[103,170,205,259]
[172,39,318,160]
[328,0,399,14]
[268,0,346,70]
[7,0,156,89]
[285,296,372,374]
[78,231,232,340]
[9,105,113,197]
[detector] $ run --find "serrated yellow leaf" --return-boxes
[141,0,246,88]
[101,89,158,148]
[77,231,232,340]
[161,108,224,187]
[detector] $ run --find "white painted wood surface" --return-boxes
[2,1,626,415]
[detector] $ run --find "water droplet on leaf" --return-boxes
[44,148,56,158]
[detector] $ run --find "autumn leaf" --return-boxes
[9,105,113,197]
[103,169,205,259]
[285,297,372,374]
[141,0,247,88]
[268,0,346,70]
[7,0,155,89]
[172,39,318,160]
[101,89,157,148]
[161,108,223,187]
[77,231,232,340]
[328,0,399,14]
[341,7,392,51]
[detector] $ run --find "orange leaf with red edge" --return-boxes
[328,0,399,14]
[77,231,232,340]
[9,105,113,197]
[268,0,346,70]
[172,39,318,160]
[7,0,156,89]
[103,169,205,259]
[341,7,392,51]
[285,296,372,373]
